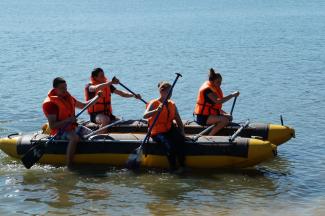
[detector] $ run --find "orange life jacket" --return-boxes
[194,81,223,116]
[84,76,112,115]
[43,89,76,135]
[147,99,176,136]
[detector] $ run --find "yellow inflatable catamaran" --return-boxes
[0,120,294,169]
[0,133,277,169]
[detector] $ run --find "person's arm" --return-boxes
[207,91,239,105]
[113,89,136,98]
[88,81,114,92]
[220,109,228,115]
[174,107,185,135]
[114,88,142,99]
[75,91,103,109]
[88,77,119,92]
[75,100,87,109]
[98,77,141,99]
[47,114,76,130]
[143,101,162,119]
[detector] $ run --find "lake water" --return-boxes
[1,0,325,215]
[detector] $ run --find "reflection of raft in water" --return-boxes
[1,132,278,169]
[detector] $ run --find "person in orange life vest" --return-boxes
[143,81,186,172]
[42,77,101,168]
[194,68,240,135]
[85,68,142,132]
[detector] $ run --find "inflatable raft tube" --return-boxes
[42,120,295,146]
[0,133,277,169]
[112,121,295,146]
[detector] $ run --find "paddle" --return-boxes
[230,96,237,116]
[21,95,100,169]
[83,118,124,139]
[191,124,215,142]
[113,76,148,104]
[126,73,182,169]
[229,119,250,142]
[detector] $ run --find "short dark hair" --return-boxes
[158,81,171,90]
[91,68,104,78]
[53,77,66,88]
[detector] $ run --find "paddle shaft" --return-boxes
[79,95,100,116]
[115,78,147,104]
[230,96,237,116]
[141,73,182,147]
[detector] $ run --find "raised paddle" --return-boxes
[21,95,100,169]
[126,73,182,170]
[112,76,148,104]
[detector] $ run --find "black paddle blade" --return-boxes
[126,147,142,170]
[21,143,46,169]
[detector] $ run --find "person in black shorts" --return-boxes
[194,68,240,135]
[84,68,142,133]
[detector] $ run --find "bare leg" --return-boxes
[95,113,112,134]
[222,113,233,122]
[206,115,230,136]
[66,132,80,168]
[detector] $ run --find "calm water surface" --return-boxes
[1,0,325,215]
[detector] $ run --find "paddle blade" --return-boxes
[126,147,143,170]
[21,143,46,169]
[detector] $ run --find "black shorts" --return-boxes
[90,112,116,123]
[195,114,209,126]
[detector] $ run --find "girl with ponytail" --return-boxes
[193,68,240,135]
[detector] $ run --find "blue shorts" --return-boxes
[90,112,116,123]
[57,125,92,140]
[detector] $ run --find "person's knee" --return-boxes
[69,133,80,143]
[222,117,230,125]
[207,115,218,125]
[226,115,233,122]
[104,116,111,125]
[97,115,111,126]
